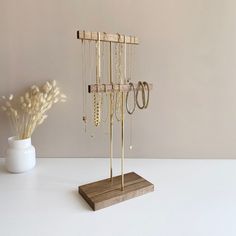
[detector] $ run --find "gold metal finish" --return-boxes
[121,91,125,191]
[121,36,127,191]
[109,42,113,181]
[94,32,101,127]
[96,32,101,84]
[78,30,153,194]
[143,81,150,109]
[136,81,146,109]
[126,82,136,115]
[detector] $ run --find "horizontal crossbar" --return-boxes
[77,31,139,45]
[88,83,153,93]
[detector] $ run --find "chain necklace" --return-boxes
[128,43,135,150]
[93,32,102,127]
[101,42,109,123]
[114,42,123,121]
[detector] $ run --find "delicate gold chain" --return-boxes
[114,40,123,122]
[93,32,102,127]
[101,84,109,123]
[100,43,109,123]
[128,43,135,150]
[94,92,101,126]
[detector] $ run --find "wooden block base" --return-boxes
[78,172,154,211]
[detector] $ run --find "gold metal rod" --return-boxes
[121,35,126,191]
[96,32,101,83]
[109,42,113,181]
[121,91,125,191]
[124,36,127,83]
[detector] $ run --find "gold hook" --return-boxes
[103,32,107,41]
[117,33,121,43]
[103,84,107,93]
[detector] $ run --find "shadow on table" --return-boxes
[71,189,92,211]
[0,162,8,174]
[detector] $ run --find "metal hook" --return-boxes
[103,84,107,93]
[117,33,121,43]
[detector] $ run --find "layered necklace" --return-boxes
[82,33,136,150]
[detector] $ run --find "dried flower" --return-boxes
[52,80,56,87]
[9,94,14,100]
[0,80,67,139]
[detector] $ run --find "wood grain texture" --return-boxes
[77,31,139,44]
[78,172,154,211]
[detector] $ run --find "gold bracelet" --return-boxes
[136,81,145,109]
[143,81,149,109]
[126,82,136,115]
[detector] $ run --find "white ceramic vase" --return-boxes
[5,136,36,173]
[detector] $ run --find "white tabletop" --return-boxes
[0,158,235,236]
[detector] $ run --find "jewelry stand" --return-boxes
[77,31,154,211]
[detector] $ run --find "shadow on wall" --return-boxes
[0,113,10,156]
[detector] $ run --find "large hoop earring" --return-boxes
[143,81,149,109]
[126,82,136,115]
[136,81,145,109]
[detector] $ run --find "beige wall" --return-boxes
[1,0,236,158]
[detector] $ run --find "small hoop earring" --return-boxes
[126,82,136,115]
[136,81,145,109]
[142,81,149,109]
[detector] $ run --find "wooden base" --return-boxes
[78,172,154,211]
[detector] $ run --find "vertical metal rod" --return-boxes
[109,42,113,181]
[121,91,125,190]
[96,32,101,83]
[121,36,126,191]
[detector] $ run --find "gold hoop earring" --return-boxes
[126,82,136,115]
[143,81,149,109]
[136,81,145,109]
